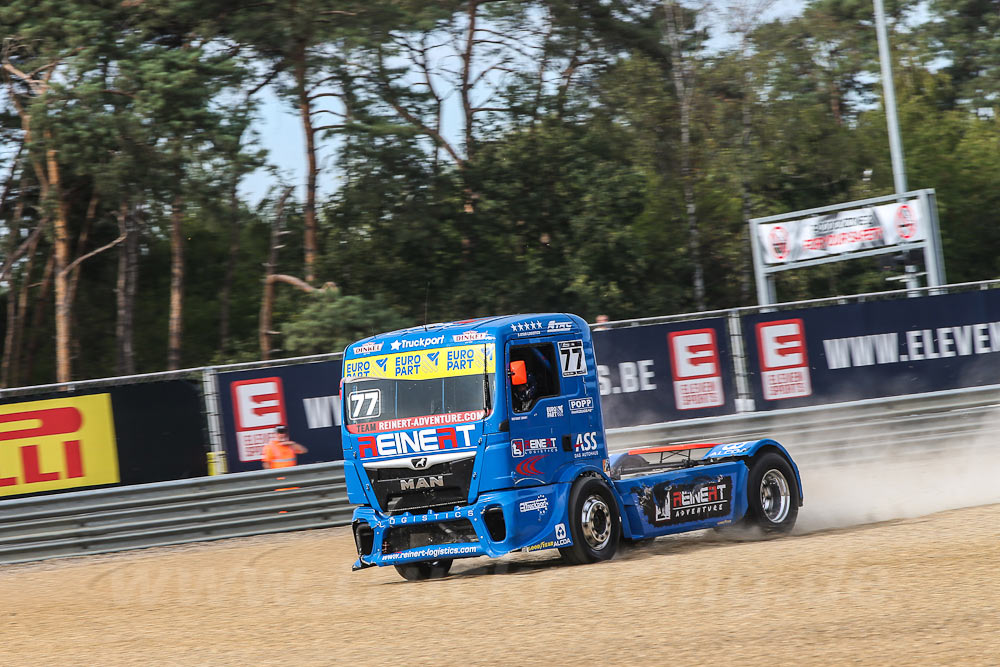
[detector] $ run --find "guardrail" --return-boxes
[2,384,998,566]
[606,383,1000,465]
[0,463,349,565]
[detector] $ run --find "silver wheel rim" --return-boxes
[580,494,612,550]
[760,469,791,523]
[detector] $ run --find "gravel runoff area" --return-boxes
[1,497,999,666]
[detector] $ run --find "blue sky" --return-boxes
[237,0,809,205]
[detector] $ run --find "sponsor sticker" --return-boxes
[352,341,383,355]
[546,404,564,418]
[452,331,494,343]
[636,476,732,526]
[573,431,600,458]
[357,424,477,458]
[519,494,549,515]
[511,438,558,457]
[512,320,544,335]
[524,522,571,552]
[558,340,587,377]
[668,329,725,410]
[344,345,495,381]
[569,397,594,414]
[547,320,573,333]
[0,394,119,497]
[756,319,812,400]
[231,378,287,461]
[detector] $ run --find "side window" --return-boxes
[509,344,560,413]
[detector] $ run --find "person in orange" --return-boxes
[261,425,308,469]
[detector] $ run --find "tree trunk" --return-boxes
[68,193,99,369]
[1,199,35,388]
[218,182,241,353]
[663,0,705,311]
[168,194,184,370]
[46,142,73,383]
[294,44,318,285]
[115,203,139,376]
[739,45,754,305]
[22,252,55,384]
[259,188,294,360]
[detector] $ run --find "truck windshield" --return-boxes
[343,374,495,434]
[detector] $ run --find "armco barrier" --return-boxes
[1,383,997,565]
[0,462,348,565]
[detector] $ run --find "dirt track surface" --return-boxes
[2,502,999,666]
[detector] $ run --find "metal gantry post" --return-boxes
[201,367,228,475]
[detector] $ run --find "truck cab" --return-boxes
[342,313,802,580]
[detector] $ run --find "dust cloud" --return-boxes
[793,408,1000,532]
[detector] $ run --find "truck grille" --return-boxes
[383,519,478,555]
[366,456,475,515]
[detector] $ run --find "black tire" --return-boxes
[743,452,798,533]
[393,559,453,581]
[559,476,621,565]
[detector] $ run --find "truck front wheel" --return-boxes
[559,477,621,565]
[394,559,453,581]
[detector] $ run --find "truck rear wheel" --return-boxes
[394,559,453,581]
[559,476,621,565]
[744,453,798,533]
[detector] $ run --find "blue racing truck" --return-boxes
[343,313,802,580]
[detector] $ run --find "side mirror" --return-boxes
[509,360,527,386]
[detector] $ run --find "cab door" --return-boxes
[506,338,570,486]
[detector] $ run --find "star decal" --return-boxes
[390,340,401,351]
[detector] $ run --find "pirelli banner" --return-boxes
[217,360,343,473]
[757,198,924,265]
[0,381,209,500]
[592,319,738,429]
[742,289,1000,409]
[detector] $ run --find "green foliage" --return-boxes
[3,0,1000,386]
[282,289,410,356]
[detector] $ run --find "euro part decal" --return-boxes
[0,394,119,497]
[344,344,495,381]
[632,475,732,526]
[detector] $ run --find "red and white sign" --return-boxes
[668,329,724,410]
[756,319,812,400]
[758,200,925,265]
[230,378,288,461]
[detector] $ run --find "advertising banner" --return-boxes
[0,394,119,498]
[757,199,924,265]
[742,289,1000,409]
[0,380,209,499]
[217,360,343,473]
[592,319,737,429]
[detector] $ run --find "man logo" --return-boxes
[399,475,444,491]
[411,457,429,469]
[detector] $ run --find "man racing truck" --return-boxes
[342,314,802,580]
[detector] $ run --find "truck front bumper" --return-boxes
[351,483,573,570]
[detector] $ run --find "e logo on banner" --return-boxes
[0,394,119,497]
[231,378,288,461]
[756,319,812,400]
[668,329,724,409]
